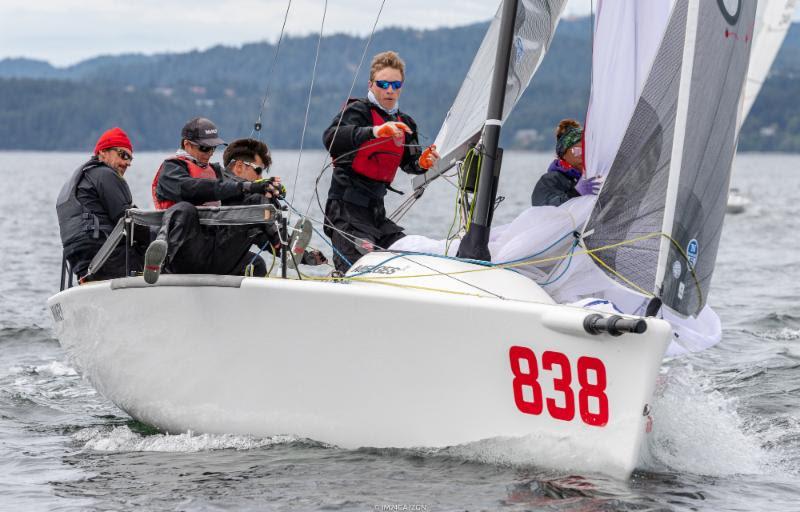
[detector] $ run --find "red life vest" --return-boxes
[350,107,405,184]
[151,155,222,210]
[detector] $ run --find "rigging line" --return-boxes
[351,252,506,299]
[284,196,505,299]
[288,0,328,224]
[250,0,293,139]
[539,240,579,286]
[587,251,652,297]
[303,0,388,217]
[284,199,371,259]
[339,232,682,284]
[301,273,487,298]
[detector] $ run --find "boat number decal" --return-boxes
[686,239,698,269]
[348,264,402,275]
[50,303,63,322]
[509,347,609,427]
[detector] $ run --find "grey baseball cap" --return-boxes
[181,117,226,146]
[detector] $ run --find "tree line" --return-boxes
[0,18,797,152]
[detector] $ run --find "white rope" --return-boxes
[288,0,328,224]
[303,0,388,217]
[251,0,293,139]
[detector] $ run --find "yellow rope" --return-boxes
[277,271,488,298]
[272,229,704,310]
[587,251,653,296]
[464,149,481,231]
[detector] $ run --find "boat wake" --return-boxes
[9,360,78,378]
[643,365,784,477]
[755,327,800,342]
[72,425,305,453]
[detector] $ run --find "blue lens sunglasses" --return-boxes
[374,80,403,90]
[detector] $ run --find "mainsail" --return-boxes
[410,0,567,191]
[582,0,757,317]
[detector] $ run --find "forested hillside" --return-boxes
[0,18,797,152]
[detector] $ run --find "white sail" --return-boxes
[584,1,674,178]
[411,0,567,190]
[393,0,759,355]
[741,0,797,123]
[558,0,757,355]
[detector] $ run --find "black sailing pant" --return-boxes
[159,202,267,277]
[324,198,405,273]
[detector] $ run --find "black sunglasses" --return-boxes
[190,141,216,153]
[114,148,133,161]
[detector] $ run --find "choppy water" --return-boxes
[1,150,799,511]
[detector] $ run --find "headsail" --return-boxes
[584,1,674,179]
[410,0,568,191]
[740,0,797,123]
[582,0,757,317]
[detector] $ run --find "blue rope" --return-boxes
[538,240,579,286]
[495,230,576,265]
[281,198,578,282]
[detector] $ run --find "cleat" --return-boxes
[287,219,313,269]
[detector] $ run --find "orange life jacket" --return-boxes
[151,155,222,210]
[349,107,406,184]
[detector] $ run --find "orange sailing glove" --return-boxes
[373,121,411,141]
[418,144,439,170]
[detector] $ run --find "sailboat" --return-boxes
[47,0,755,478]
[394,0,761,356]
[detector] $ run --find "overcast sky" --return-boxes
[2,1,800,67]
[0,0,591,66]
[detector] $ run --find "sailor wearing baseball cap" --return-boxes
[144,117,278,284]
[181,116,227,149]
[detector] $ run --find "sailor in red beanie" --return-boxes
[56,127,144,282]
[93,127,134,176]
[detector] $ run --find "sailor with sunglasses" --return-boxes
[221,138,329,268]
[56,127,147,281]
[144,118,279,284]
[323,51,439,273]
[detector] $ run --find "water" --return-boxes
[1,150,799,511]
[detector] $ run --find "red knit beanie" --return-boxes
[94,127,133,155]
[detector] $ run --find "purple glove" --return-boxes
[576,176,602,196]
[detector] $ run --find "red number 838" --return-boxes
[509,346,609,427]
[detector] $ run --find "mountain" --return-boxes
[0,18,797,152]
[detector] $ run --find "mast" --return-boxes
[456,0,519,261]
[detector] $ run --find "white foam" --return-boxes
[758,328,800,342]
[644,365,769,476]
[74,426,298,453]
[35,361,78,377]
[8,361,78,377]
[432,434,634,479]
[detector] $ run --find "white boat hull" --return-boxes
[48,254,671,478]
[726,195,750,214]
